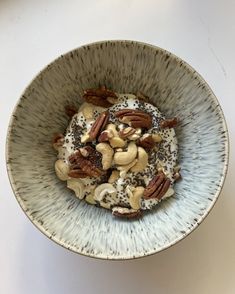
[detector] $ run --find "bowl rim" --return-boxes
[5,39,230,260]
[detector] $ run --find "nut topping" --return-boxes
[54,87,180,219]
[88,111,109,141]
[118,127,136,139]
[130,147,148,172]
[152,133,162,143]
[67,179,85,199]
[114,142,137,165]
[160,117,178,128]
[115,109,152,129]
[173,166,182,181]
[98,130,114,142]
[112,207,142,219]
[136,91,149,102]
[55,159,69,181]
[173,172,182,181]
[69,149,104,178]
[65,105,78,118]
[143,172,171,199]
[83,86,118,107]
[129,186,145,210]
[68,169,88,178]
[96,143,114,170]
[52,133,64,150]
[138,134,155,150]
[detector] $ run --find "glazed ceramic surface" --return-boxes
[6,41,229,259]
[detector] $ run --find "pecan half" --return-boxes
[118,127,136,139]
[79,147,89,157]
[82,145,103,169]
[173,172,182,181]
[83,86,118,107]
[65,105,77,118]
[115,109,152,129]
[98,129,113,142]
[52,133,64,150]
[112,207,142,219]
[137,134,155,150]
[68,169,89,178]
[160,117,178,128]
[88,111,109,141]
[136,91,149,102]
[69,150,104,177]
[143,173,171,199]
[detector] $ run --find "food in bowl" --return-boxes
[53,86,181,218]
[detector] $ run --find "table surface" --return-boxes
[1,0,235,293]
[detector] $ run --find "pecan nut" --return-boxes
[68,168,89,178]
[83,86,118,107]
[52,133,64,150]
[80,145,103,169]
[118,127,136,139]
[136,91,149,102]
[69,149,104,178]
[88,111,109,141]
[65,105,77,118]
[160,117,178,128]
[112,207,142,219]
[98,129,113,142]
[137,134,155,150]
[143,173,171,199]
[173,172,182,181]
[115,109,152,129]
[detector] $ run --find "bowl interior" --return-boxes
[7,41,228,259]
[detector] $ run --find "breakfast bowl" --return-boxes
[6,40,229,259]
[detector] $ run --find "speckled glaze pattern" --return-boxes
[6,41,229,259]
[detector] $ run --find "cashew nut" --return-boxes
[117,159,138,178]
[131,147,148,172]
[108,170,119,183]
[106,123,126,148]
[114,142,137,165]
[94,183,117,201]
[126,185,134,199]
[85,193,96,205]
[116,148,123,152]
[128,128,142,141]
[162,187,174,199]
[79,102,94,119]
[110,137,126,148]
[67,179,85,199]
[96,143,114,170]
[100,201,112,209]
[81,132,91,143]
[129,186,145,210]
[106,123,119,137]
[152,133,162,143]
[55,159,69,181]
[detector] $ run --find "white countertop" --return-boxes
[1,1,235,293]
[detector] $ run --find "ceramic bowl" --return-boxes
[6,40,229,259]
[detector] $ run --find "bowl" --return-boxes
[6,40,229,259]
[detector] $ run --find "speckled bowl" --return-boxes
[6,40,229,259]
